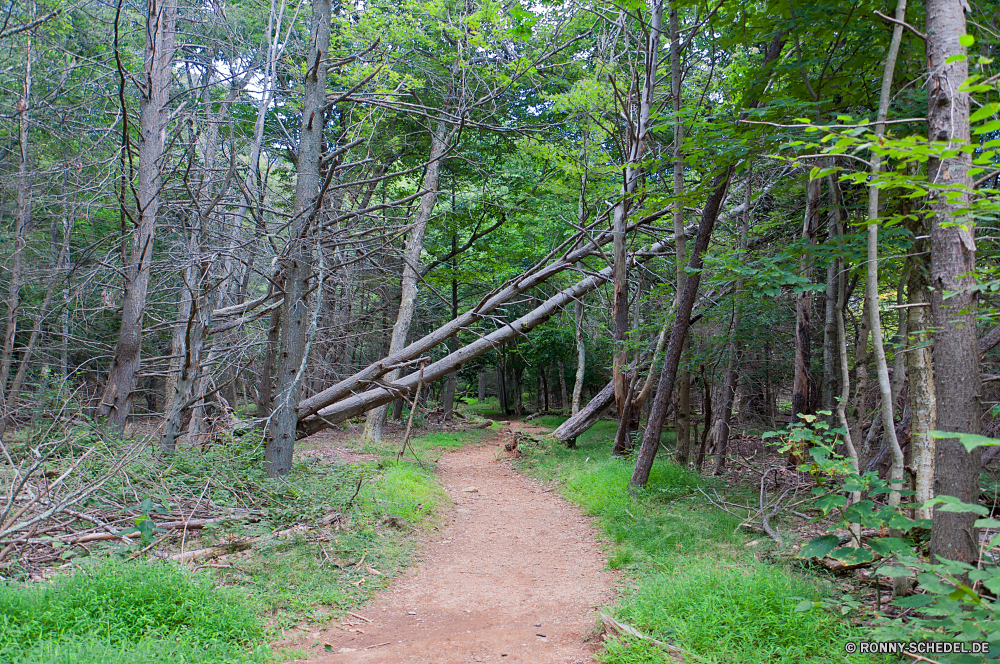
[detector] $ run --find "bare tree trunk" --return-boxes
[296,204,675,421]
[264,0,331,476]
[612,2,662,421]
[299,232,680,435]
[791,176,820,425]
[552,381,615,443]
[866,0,907,508]
[630,168,734,487]
[926,0,982,564]
[907,254,936,518]
[257,296,282,418]
[713,166,751,475]
[557,359,568,415]
[100,0,177,426]
[670,1,691,466]
[363,121,453,442]
[0,33,33,433]
[572,264,586,416]
[834,211,862,544]
[851,292,872,452]
[442,233,459,420]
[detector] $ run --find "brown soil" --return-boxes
[291,425,615,663]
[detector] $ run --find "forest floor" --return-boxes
[285,419,616,663]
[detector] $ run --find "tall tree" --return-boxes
[264,0,332,476]
[926,0,982,564]
[100,0,178,425]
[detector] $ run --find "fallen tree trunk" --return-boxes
[297,236,675,436]
[550,380,615,443]
[296,207,677,421]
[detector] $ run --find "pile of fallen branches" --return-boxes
[0,416,272,578]
[698,465,814,545]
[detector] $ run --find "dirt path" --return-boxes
[295,426,614,663]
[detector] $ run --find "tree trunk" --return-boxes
[363,121,454,443]
[670,1,691,467]
[0,33,33,432]
[791,175,820,425]
[257,295,282,418]
[572,265,586,416]
[100,0,177,426]
[297,232,680,435]
[907,257,936,518]
[630,167,734,487]
[713,166,751,474]
[865,0,907,508]
[478,370,487,403]
[926,0,982,564]
[557,359,568,415]
[552,381,615,443]
[296,204,677,422]
[264,0,331,476]
[612,1,662,417]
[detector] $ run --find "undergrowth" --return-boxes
[0,559,267,664]
[518,417,887,664]
[1,421,456,662]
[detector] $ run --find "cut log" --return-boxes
[550,381,615,443]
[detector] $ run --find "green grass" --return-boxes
[0,559,266,664]
[517,421,886,664]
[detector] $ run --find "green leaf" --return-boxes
[816,494,848,513]
[829,547,875,565]
[929,431,1000,451]
[959,34,975,47]
[894,594,934,608]
[947,54,968,64]
[799,534,840,559]
[923,496,989,515]
[794,600,816,612]
[974,518,1000,528]
[868,537,913,557]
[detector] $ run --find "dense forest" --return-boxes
[2,0,1000,660]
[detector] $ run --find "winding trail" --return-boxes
[295,425,615,663]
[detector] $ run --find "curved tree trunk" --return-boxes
[100,0,177,426]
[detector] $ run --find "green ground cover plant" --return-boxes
[0,559,267,664]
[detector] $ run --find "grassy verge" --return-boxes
[516,417,887,664]
[0,419,478,663]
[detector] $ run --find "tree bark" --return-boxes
[791,175,820,424]
[100,0,177,426]
[712,166,752,475]
[670,1,691,467]
[907,259,936,518]
[630,167,734,487]
[557,359,568,415]
[613,1,662,416]
[264,0,331,476]
[572,270,586,416]
[926,0,982,564]
[552,381,615,443]
[0,31,33,433]
[866,0,907,508]
[363,121,454,443]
